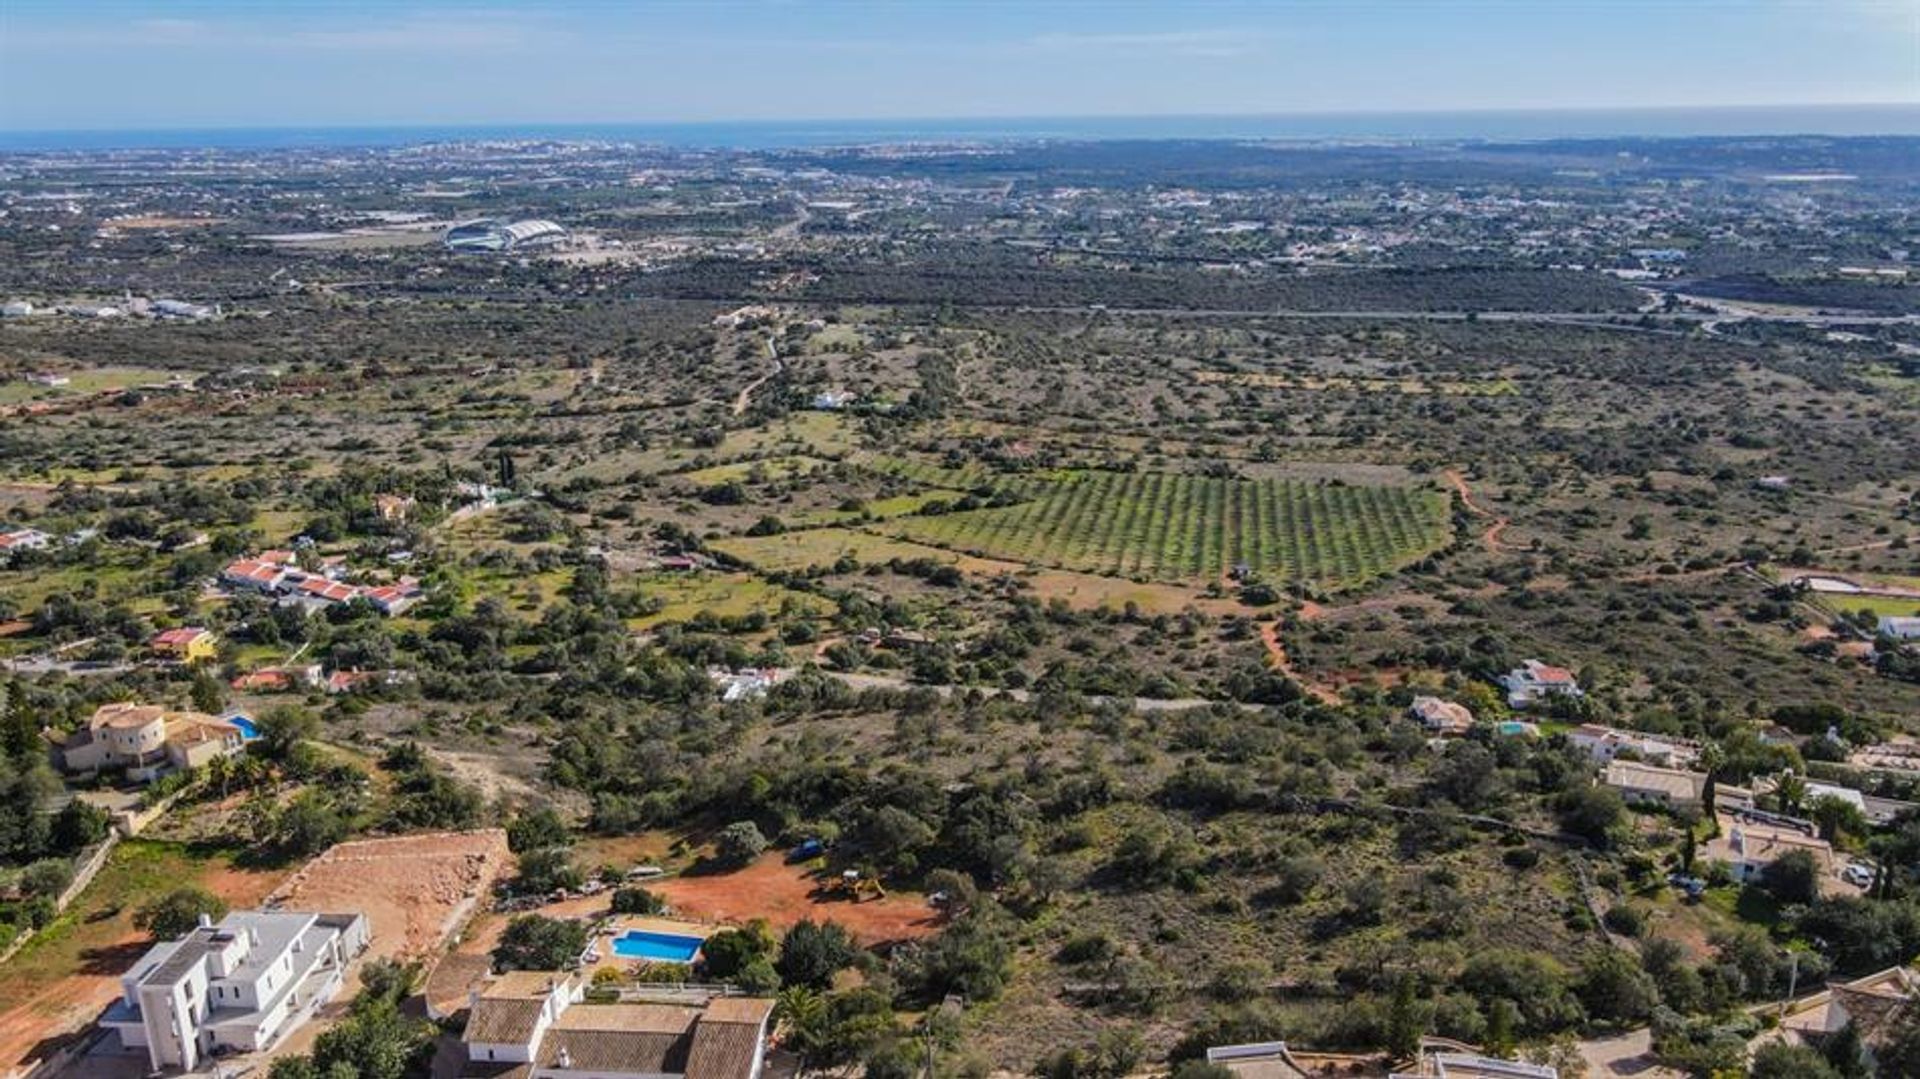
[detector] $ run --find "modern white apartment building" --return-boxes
[100,909,370,1071]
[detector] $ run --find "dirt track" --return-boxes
[1443,467,1512,554]
[1258,619,1341,705]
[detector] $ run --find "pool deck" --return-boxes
[609,914,713,939]
[588,916,713,968]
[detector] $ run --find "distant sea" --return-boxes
[3,105,1917,152]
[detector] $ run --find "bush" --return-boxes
[1759,849,1821,906]
[516,848,585,894]
[507,806,573,853]
[1055,932,1116,965]
[776,919,859,990]
[135,887,228,940]
[49,801,109,854]
[18,858,73,899]
[493,915,588,972]
[610,887,666,915]
[1502,845,1540,869]
[1602,904,1646,938]
[714,820,769,865]
[700,922,775,981]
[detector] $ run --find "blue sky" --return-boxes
[1,1,1914,131]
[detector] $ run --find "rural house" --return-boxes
[100,909,369,1071]
[1705,813,1835,884]
[0,528,53,558]
[150,626,218,664]
[1766,965,1920,1065]
[374,493,416,522]
[1602,760,1706,810]
[465,972,584,1065]
[461,983,776,1079]
[1408,696,1475,736]
[51,703,246,783]
[1568,724,1698,768]
[1499,659,1582,709]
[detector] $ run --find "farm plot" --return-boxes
[883,471,1451,590]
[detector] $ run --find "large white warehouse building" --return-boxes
[443,218,569,253]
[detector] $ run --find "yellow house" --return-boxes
[151,626,217,664]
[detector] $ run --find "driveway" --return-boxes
[1578,1028,1681,1078]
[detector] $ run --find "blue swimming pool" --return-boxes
[609,929,703,963]
[228,716,259,739]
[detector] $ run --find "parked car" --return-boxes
[1842,862,1875,887]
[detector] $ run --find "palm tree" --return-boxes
[772,986,828,1068]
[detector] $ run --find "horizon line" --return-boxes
[4,101,1918,139]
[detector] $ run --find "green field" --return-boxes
[881,470,1451,589]
[629,570,833,629]
[1832,594,1920,621]
[0,367,187,405]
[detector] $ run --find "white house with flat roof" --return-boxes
[99,909,369,1071]
[1499,660,1582,709]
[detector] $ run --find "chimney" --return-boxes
[197,913,213,930]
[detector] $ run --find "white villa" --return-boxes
[101,909,370,1071]
[1499,660,1582,709]
[1568,724,1698,768]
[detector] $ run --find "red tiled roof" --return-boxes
[232,670,292,691]
[224,559,285,585]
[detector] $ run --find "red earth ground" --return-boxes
[649,856,942,947]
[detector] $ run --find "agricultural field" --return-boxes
[884,469,1453,589]
[0,366,188,405]
[628,570,834,630]
[710,528,1024,576]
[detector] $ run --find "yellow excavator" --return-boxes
[835,869,888,902]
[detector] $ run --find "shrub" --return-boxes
[775,919,859,990]
[714,820,769,865]
[135,887,228,940]
[610,887,666,915]
[493,915,588,972]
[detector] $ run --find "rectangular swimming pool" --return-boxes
[609,929,703,963]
